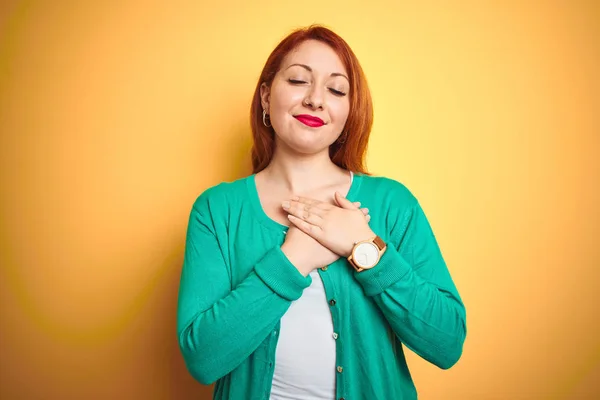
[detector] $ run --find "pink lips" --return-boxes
[294,114,325,128]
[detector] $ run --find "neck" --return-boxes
[262,147,347,194]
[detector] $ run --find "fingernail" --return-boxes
[282,201,290,209]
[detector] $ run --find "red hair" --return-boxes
[249,25,373,174]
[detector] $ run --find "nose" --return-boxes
[303,85,325,110]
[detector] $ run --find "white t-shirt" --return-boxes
[270,269,337,399]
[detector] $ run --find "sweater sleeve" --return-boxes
[354,200,467,370]
[176,194,311,385]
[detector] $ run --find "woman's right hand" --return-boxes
[281,202,370,276]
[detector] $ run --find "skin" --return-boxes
[256,39,376,276]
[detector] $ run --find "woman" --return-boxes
[177,25,467,400]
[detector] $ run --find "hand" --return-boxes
[281,225,339,276]
[283,192,376,257]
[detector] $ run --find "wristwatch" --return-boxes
[347,236,387,272]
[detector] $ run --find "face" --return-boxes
[261,40,350,155]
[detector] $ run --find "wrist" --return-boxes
[281,243,313,276]
[346,228,377,258]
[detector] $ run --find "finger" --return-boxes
[361,208,369,215]
[283,201,324,225]
[334,193,357,209]
[291,197,333,212]
[334,191,357,210]
[366,215,371,222]
[285,201,326,218]
[297,209,323,226]
[290,196,321,207]
[288,215,322,238]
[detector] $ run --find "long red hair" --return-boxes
[249,25,373,174]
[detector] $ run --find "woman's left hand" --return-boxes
[282,192,376,257]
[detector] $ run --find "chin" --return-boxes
[295,141,336,156]
[280,138,327,155]
[275,128,337,155]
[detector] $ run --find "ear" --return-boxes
[260,82,271,112]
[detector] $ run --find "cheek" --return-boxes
[331,101,350,126]
[270,84,303,113]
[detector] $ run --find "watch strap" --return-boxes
[373,236,386,251]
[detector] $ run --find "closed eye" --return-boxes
[329,88,347,96]
[288,79,346,96]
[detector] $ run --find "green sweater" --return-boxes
[177,173,467,400]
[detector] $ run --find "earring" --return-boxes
[338,132,347,144]
[262,109,272,127]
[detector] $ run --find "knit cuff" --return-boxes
[354,245,412,297]
[254,247,312,301]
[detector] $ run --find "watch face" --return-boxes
[353,242,380,268]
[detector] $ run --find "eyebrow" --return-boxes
[285,63,349,82]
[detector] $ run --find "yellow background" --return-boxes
[1,1,598,398]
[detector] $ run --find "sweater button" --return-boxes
[329,299,336,306]
[332,332,338,340]
[321,266,328,271]
[337,366,343,373]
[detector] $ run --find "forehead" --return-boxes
[281,40,347,75]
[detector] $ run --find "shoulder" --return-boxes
[359,175,433,241]
[358,174,418,207]
[191,175,249,214]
